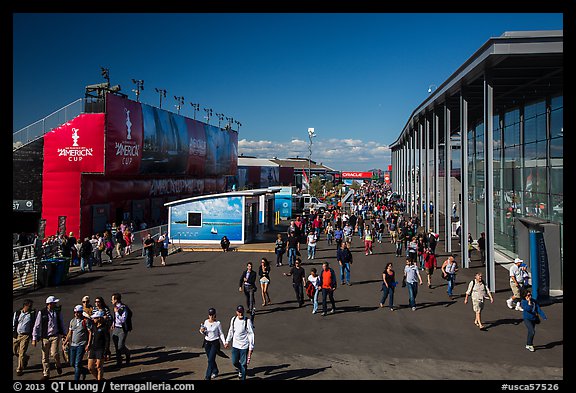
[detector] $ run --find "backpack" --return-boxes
[305,281,315,299]
[122,305,133,332]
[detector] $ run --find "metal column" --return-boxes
[460,92,470,268]
[411,130,416,217]
[444,104,452,253]
[425,116,430,233]
[433,110,440,235]
[483,74,496,291]
[419,121,424,225]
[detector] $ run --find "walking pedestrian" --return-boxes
[158,231,170,266]
[199,308,226,380]
[87,310,110,381]
[79,237,93,272]
[13,299,35,376]
[283,258,306,307]
[318,261,338,316]
[111,293,131,368]
[337,241,353,285]
[441,254,459,298]
[404,259,423,311]
[239,262,257,323]
[506,258,525,310]
[307,267,320,314]
[306,230,317,260]
[81,295,94,320]
[143,233,155,268]
[363,225,373,255]
[423,247,437,289]
[379,263,396,310]
[478,232,486,264]
[224,305,255,380]
[286,232,299,267]
[464,272,494,329]
[520,289,547,352]
[274,233,286,267]
[334,225,344,250]
[258,258,272,306]
[325,222,334,246]
[32,295,66,380]
[62,305,92,380]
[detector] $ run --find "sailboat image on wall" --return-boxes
[211,226,218,234]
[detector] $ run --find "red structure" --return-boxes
[17,93,238,240]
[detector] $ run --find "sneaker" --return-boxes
[412,307,416,311]
[525,345,535,352]
[238,371,243,379]
[321,312,327,316]
[369,251,373,255]
[211,373,218,379]
[56,366,63,375]
[41,375,49,380]
[515,303,524,311]
[329,309,335,314]
[506,298,514,309]
[16,371,23,376]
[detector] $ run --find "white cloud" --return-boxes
[238,137,391,171]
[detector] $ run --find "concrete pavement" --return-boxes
[13,223,563,382]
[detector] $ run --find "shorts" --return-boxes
[89,349,106,360]
[472,298,484,313]
[160,248,168,257]
[426,267,434,276]
[510,281,521,298]
[260,277,270,284]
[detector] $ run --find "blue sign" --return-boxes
[275,187,292,219]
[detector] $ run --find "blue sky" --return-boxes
[13,13,563,171]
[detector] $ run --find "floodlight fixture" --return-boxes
[190,103,200,120]
[155,88,167,108]
[174,95,185,114]
[131,79,144,102]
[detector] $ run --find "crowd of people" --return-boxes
[14,181,549,381]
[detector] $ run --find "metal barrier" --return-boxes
[13,99,84,150]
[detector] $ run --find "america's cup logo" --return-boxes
[71,128,79,146]
[125,108,132,140]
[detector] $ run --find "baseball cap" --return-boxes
[74,305,83,312]
[46,296,60,304]
[82,295,90,302]
[236,305,244,313]
[514,258,523,264]
[208,308,216,316]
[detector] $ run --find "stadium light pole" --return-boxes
[131,79,144,102]
[174,96,184,114]
[216,113,225,128]
[308,128,316,189]
[204,108,213,125]
[155,88,167,108]
[234,120,242,132]
[190,103,200,120]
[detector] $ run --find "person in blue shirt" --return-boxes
[520,289,547,352]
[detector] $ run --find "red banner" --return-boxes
[341,171,372,179]
[105,93,144,174]
[42,114,105,238]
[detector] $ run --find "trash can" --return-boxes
[40,258,70,286]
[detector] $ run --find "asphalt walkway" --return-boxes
[12,219,563,383]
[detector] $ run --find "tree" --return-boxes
[309,177,323,198]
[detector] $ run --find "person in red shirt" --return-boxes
[423,248,437,289]
[317,262,337,316]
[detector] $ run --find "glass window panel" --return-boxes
[524,116,536,144]
[550,167,563,195]
[536,140,547,161]
[524,99,546,119]
[551,95,563,110]
[550,136,563,159]
[524,142,537,161]
[551,194,563,223]
[513,168,522,191]
[535,114,547,142]
[550,108,563,138]
[504,123,520,147]
[504,108,520,125]
[536,167,547,194]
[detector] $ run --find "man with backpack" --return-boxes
[13,299,35,376]
[62,304,92,380]
[32,296,66,380]
[224,305,254,380]
[111,293,131,368]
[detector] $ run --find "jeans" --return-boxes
[112,327,130,365]
[231,347,249,380]
[447,273,456,296]
[327,233,333,245]
[288,248,297,267]
[204,339,221,379]
[407,282,418,308]
[315,228,321,240]
[380,285,395,308]
[275,250,283,266]
[321,288,336,313]
[524,319,536,346]
[69,345,87,381]
[146,251,154,268]
[80,256,92,272]
[312,288,319,313]
[339,262,351,284]
[307,244,316,259]
[395,242,402,256]
[357,227,363,238]
[243,287,256,314]
[293,282,304,306]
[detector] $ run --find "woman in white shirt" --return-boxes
[199,308,226,380]
[307,268,320,314]
[306,231,317,260]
